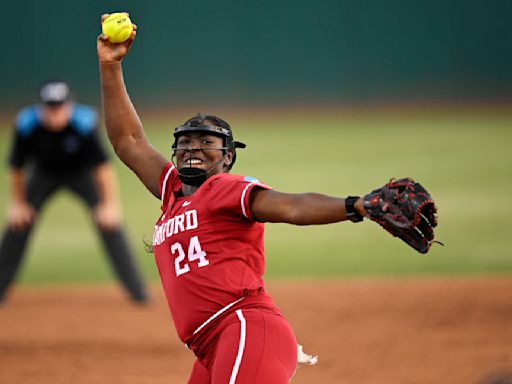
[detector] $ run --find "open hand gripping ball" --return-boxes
[102,13,133,43]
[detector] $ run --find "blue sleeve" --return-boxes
[73,104,109,166]
[9,106,39,168]
[69,103,109,165]
[70,104,98,135]
[15,105,40,137]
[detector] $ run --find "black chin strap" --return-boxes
[176,150,228,186]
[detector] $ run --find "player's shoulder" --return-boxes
[214,173,260,183]
[15,105,40,137]
[70,103,98,135]
[203,173,271,217]
[207,173,268,189]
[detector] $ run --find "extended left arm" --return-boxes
[250,189,366,225]
[251,178,440,253]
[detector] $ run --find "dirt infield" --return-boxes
[1,277,511,384]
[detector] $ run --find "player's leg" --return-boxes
[188,359,211,384]
[65,170,148,303]
[211,309,297,384]
[0,170,59,302]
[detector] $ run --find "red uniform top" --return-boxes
[153,163,278,343]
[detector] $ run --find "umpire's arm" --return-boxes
[5,127,35,231]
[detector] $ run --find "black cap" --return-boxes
[39,81,70,105]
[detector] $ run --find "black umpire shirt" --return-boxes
[8,103,108,175]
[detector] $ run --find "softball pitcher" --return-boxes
[97,13,438,383]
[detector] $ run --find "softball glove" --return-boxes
[364,178,440,254]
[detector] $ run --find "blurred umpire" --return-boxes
[0,80,148,304]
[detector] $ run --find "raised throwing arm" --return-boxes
[97,14,168,198]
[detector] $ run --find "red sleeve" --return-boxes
[159,162,180,211]
[206,174,271,220]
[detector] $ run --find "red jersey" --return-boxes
[153,163,276,342]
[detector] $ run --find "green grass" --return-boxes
[0,108,511,284]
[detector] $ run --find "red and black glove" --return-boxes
[364,178,440,254]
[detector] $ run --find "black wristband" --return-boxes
[345,196,364,223]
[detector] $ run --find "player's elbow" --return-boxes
[253,191,311,225]
[281,194,324,226]
[111,140,128,160]
[280,197,309,225]
[111,136,140,164]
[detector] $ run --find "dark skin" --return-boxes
[97,13,367,224]
[174,133,233,197]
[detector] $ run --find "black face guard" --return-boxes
[172,124,246,152]
[171,122,246,186]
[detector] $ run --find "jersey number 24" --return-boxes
[171,236,209,277]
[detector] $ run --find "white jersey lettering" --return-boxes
[153,209,199,246]
[185,210,198,230]
[174,214,185,234]
[165,218,174,237]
